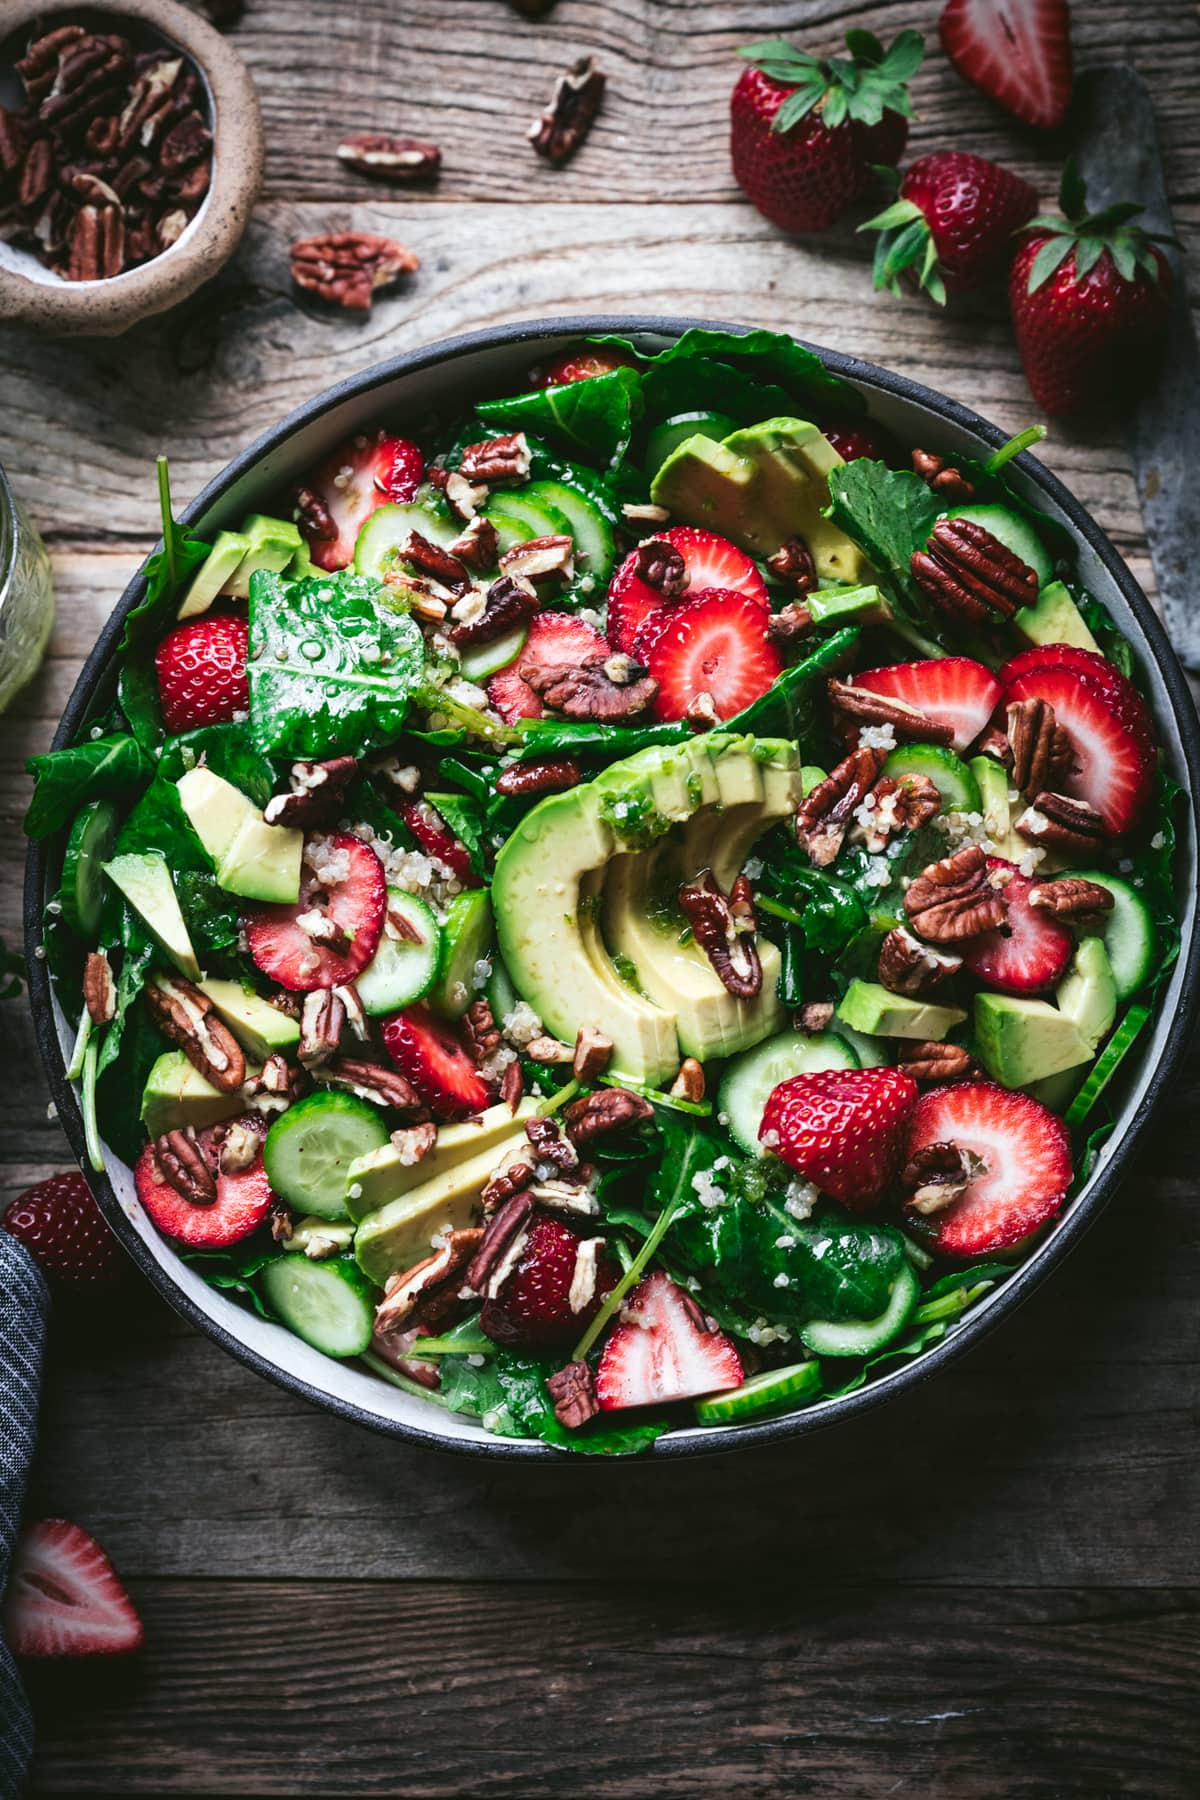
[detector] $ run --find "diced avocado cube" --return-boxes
[1055,936,1116,1050]
[140,1050,247,1138]
[177,531,251,621]
[1013,580,1101,654]
[836,978,967,1041]
[345,1099,539,1222]
[221,513,304,599]
[974,993,1093,1087]
[104,852,200,980]
[806,585,892,628]
[199,978,300,1062]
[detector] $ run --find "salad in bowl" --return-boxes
[25,324,1185,1456]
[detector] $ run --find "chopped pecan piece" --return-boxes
[564,1086,654,1147]
[449,572,538,648]
[500,1059,524,1111]
[630,537,686,598]
[567,1237,605,1312]
[145,972,246,1092]
[529,56,605,165]
[829,679,954,747]
[398,529,471,597]
[901,1140,987,1212]
[481,1145,535,1211]
[464,999,502,1063]
[290,231,419,312]
[525,1034,575,1065]
[495,756,581,798]
[1016,791,1107,855]
[530,1175,600,1220]
[525,1115,579,1172]
[683,691,720,731]
[573,1024,613,1083]
[622,502,669,526]
[459,433,531,484]
[336,982,368,1041]
[911,448,975,503]
[216,1119,261,1175]
[1006,699,1073,796]
[903,845,1008,943]
[467,1191,534,1297]
[154,1127,216,1205]
[1027,876,1115,922]
[878,925,964,995]
[546,1360,599,1429]
[766,602,814,645]
[852,773,941,852]
[336,134,441,182]
[670,1057,705,1102]
[499,534,574,584]
[895,1042,981,1086]
[388,1121,438,1167]
[316,1058,424,1113]
[269,1198,293,1241]
[83,949,116,1026]
[296,906,351,957]
[263,755,357,828]
[797,1002,834,1034]
[678,869,762,999]
[520,652,658,721]
[911,518,1039,625]
[375,1229,484,1335]
[765,536,817,592]
[794,745,888,867]
[448,514,499,569]
[298,989,344,1068]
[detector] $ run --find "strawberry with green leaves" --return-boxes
[731,29,924,236]
[1009,162,1177,416]
[863,151,1038,303]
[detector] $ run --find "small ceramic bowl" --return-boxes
[0,0,263,335]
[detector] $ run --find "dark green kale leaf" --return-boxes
[475,367,645,474]
[248,568,426,760]
[25,733,153,840]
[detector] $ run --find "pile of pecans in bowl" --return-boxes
[0,21,213,281]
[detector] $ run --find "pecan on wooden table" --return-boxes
[290,231,419,312]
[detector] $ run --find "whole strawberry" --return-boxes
[761,1067,918,1209]
[155,611,249,734]
[864,152,1038,303]
[1009,162,1176,416]
[3,1170,122,1286]
[731,29,923,235]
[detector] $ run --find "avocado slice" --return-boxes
[177,766,250,866]
[199,978,301,1062]
[1013,580,1101,654]
[356,1137,528,1285]
[345,1099,539,1222]
[969,754,1026,863]
[140,1049,248,1138]
[974,993,1093,1087]
[221,513,304,600]
[104,851,200,981]
[177,767,303,905]
[177,530,252,621]
[837,979,967,1041]
[280,1216,356,1258]
[1055,936,1117,1050]
[649,417,869,580]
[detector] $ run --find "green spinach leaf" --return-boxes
[476,366,645,473]
[825,459,940,610]
[117,656,164,754]
[25,733,153,840]
[182,1239,283,1321]
[157,722,276,809]
[120,458,212,651]
[600,327,863,421]
[493,1354,670,1456]
[426,790,486,877]
[95,903,156,1080]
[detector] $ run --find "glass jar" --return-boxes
[0,463,54,713]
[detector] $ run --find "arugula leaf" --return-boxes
[182,1239,283,1321]
[598,327,863,422]
[25,733,153,840]
[157,722,276,809]
[120,457,212,651]
[248,569,426,759]
[475,367,645,474]
[825,459,940,608]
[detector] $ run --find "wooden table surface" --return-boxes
[3,2,1199,1793]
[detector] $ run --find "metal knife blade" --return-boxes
[1073,66,1200,670]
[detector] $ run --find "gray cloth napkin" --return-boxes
[0,1233,48,1800]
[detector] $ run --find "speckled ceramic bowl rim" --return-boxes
[0,0,263,333]
[24,314,1200,1460]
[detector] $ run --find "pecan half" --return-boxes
[154,1127,216,1205]
[263,755,357,828]
[298,989,344,1068]
[564,1086,654,1147]
[911,448,975,503]
[448,514,499,569]
[495,756,581,798]
[1006,699,1073,796]
[852,772,941,853]
[901,1141,988,1212]
[481,1147,535,1212]
[670,1057,705,1102]
[678,869,762,999]
[464,999,502,1063]
[375,1229,484,1335]
[145,972,246,1092]
[573,1024,613,1083]
[546,1360,599,1428]
[467,1191,534,1296]
[765,536,817,592]
[66,201,124,279]
[499,534,574,584]
[529,56,605,165]
[521,652,658,721]
[398,529,471,597]
[630,536,686,598]
[290,231,419,312]
[449,573,538,648]
[904,845,1008,943]
[83,949,116,1025]
[1027,876,1115,922]
[794,745,888,867]
[316,1058,424,1112]
[911,518,1039,625]
[878,925,964,996]
[1016,791,1107,855]
[337,134,441,182]
[895,1042,981,1086]
[766,602,814,645]
[829,679,954,747]
[459,433,531,484]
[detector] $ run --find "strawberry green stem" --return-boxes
[571,1185,687,1362]
[81,1034,103,1173]
[65,1001,92,1083]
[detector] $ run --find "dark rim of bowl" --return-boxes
[24,313,1200,1462]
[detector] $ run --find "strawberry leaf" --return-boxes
[878,29,925,80]
[771,83,824,133]
[1073,235,1105,281]
[822,88,849,130]
[843,27,885,63]
[1027,234,1076,293]
[860,197,923,233]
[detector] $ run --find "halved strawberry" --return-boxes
[486,611,607,724]
[1001,655,1157,834]
[595,1270,744,1411]
[939,0,1073,132]
[245,834,386,992]
[3,1519,143,1658]
[397,799,480,887]
[761,1066,918,1208]
[904,1081,1072,1255]
[822,419,901,466]
[645,589,782,723]
[381,1004,491,1118]
[850,657,1002,754]
[295,431,425,572]
[530,344,640,388]
[155,611,249,735]
[133,1114,272,1249]
[481,1214,620,1349]
[961,857,1073,995]
[606,526,768,656]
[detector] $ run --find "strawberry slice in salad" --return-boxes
[295,431,425,572]
[606,526,768,656]
[904,1082,1072,1255]
[595,1271,744,1411]
[850,656,1002,753]
[382,1005,492,1118]
[134,1114,273,1249]
[645,589,782,722]
[487,611,607,723]
[245,834,387,991]
[1001,647,1157,833]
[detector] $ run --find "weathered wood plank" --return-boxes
[26,1580,1200,1796]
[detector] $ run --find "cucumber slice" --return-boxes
[695,1358,822,1423]
[943,503,1053,587]
[356,889,442,1016]
[430,889,494,1020]
[459,621,529,684]
[61,798,120,937]
[483,491,572,542]
[799,1261,920,1357]
[1064,1002,1151,1128]
[480,503,536,557]
[645,411,737,482]
[484,949,519,1025]
[523,479,616,594]
[354,501,461,583]
[260,1253,376,1358]
[882,745,981,815]
[833,1023,889,1068]
[264,1091,390,1221]
[1067,869,1157,1001]
[719,1029,859,1154]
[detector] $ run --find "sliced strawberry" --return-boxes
[939,0,1073,132]
[595,1270,744,1411]
[822,419,901,466]
[2,1170,122,1286]
[961,857,1073,995]
[1000,644,1153,721]
[761,1066,918,1208]
[381,1004,491,1119]
[3,1519,143,1658]
[486,611,606,724]
[646,589,782,723]
[480,1214,620,1349]
[851,657,1002,754]
[397,799,480,887]
[245,834,386,992]
[155,612,248,735]
[295,431,425,572]
[530,344,640,388]
[1002,658,1157,834]
[606,526,768,656]
[134,1114,272,1249]
[904,1081,1072,1255]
